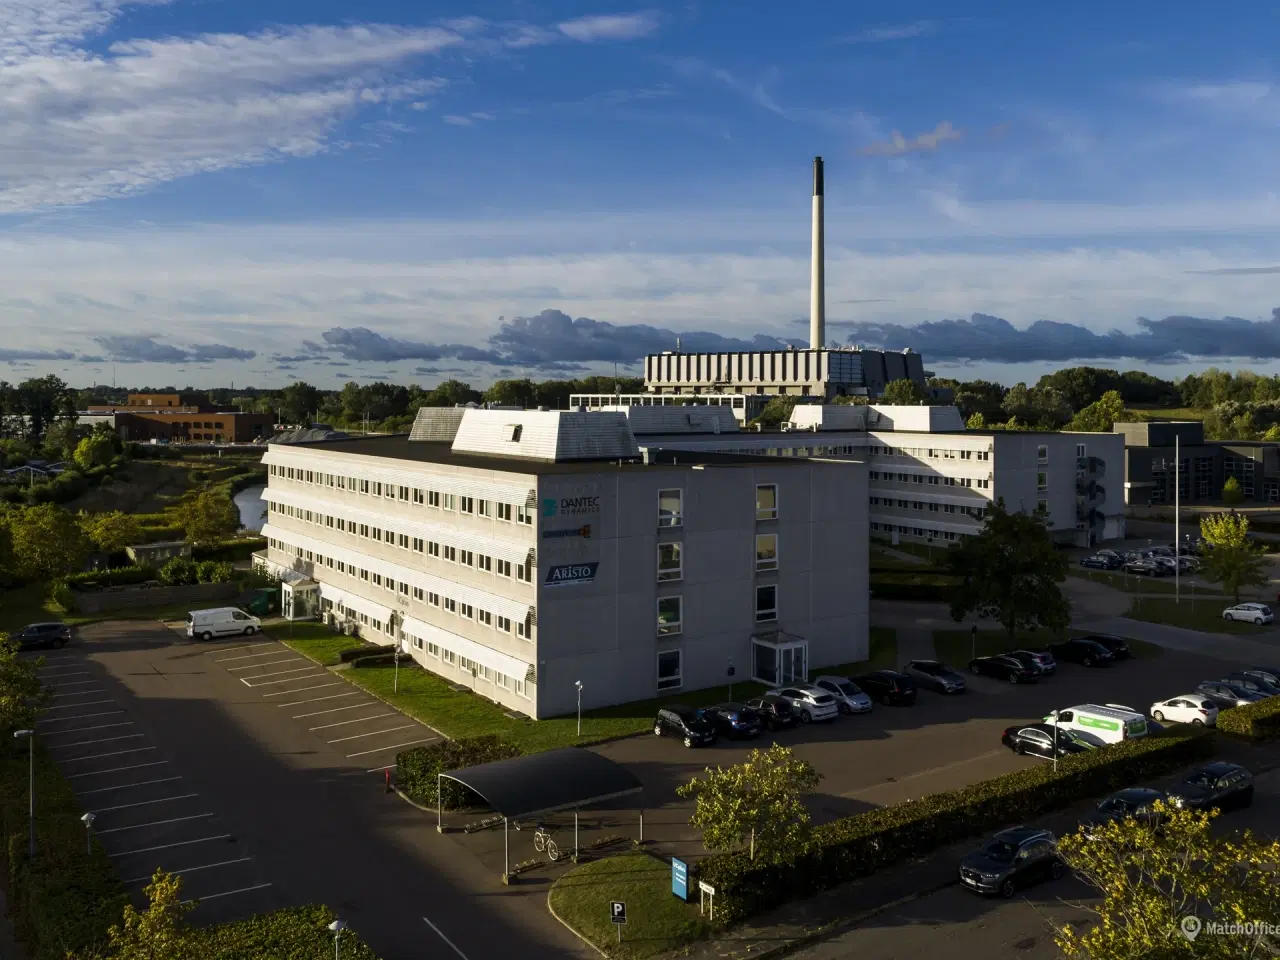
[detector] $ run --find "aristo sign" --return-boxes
[545,563,599,587]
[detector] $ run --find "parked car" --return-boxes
[1123,559,1167,577]
[1010,649,1056,675]
[851,670,918,705]
[1075,634,1131,660]
[653,705,718,748]
[1001,723,1100,759]
[1095,549,1124,563]
[1240,666,1280,686]
[812,675,874,714]
[958,827,1065,898]
[1150,695,1218,726]
[186,607,261,641]
[1196,680,1267,709]
[746,694,800,731]
[902,660,967,694]
[969,654,1039,684]
[703,703,763,739]
[767,685,840,723]
[1079,554,1120,570]
[1221,672,1280,697]
[11,622,72,650]
[1079,788,1169,838]
[1044,703,1149,744]
[1167,762,1255,811]
[1222,602,1274,625]
[1047,637,1115,667]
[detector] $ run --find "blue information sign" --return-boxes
[671,857,689,901]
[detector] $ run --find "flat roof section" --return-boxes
[440,747,642,820]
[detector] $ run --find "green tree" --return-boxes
[8,504,90,580]
[879,378,929,405]
[1222,476,1244,505]
[424,379,482,407]
[965,412,986,429]
[1200,511,1250,547]
[676,744,822,862]
[833,394,869,406]
[484,379,538,408]
[1055,802,1280,960]
[43,419,89,461]
[752,396,799,428]
[944,498,1070,641]
[278,381,322,426]
[0,635,51,730]
[73,433,115,470]
[1066,389,1127,432]
[178,489,240,544]
[80,510,143,554]
[72,868,197,960]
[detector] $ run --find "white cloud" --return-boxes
[557,11,660,43]
[840,21,937,44]
[1181,80,1272,109]
[860,120,963,156]
[443,115,472,125]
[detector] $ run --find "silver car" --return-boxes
[813,675,873,714]
[903,659,967,694]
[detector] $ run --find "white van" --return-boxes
[1043,704,1148,745]
[187,607,261,641]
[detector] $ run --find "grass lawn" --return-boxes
[1069,569,1223,596]
[933,627,1163,664]
[1126,596,1276,635]
[548,852,712,959]
[273,624,897,754]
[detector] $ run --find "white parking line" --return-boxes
[291,699,368,718]
[61,747,156,762]
[43,721,135,737]
[65,761,169,780]
[225,658,299,672]
[242,670,322,688]
[213,649,284,664]
[423,916,471,960]
[37,671,91,680]
[97,813,213,835]
[346,738,435,758]
[123,857,251,884]
[366,764,397,773]
[183,883,272,904]
[49,734,145,749]
[207,641,271,656]
[48,689,107,699]
[90,793,199,814]
[328,724,416,745]
[78,776,182,796]
[112,835,231,857]
[37,710,124,724]
[45,679,101,688]
[243,665,314,680]
[41,699,115,712]
[310,713,394,731]
[37,665,88,674]
[30,653,77,663]
[262,682,340,699]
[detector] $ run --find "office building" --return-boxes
[1114,420,1280,505]
[84,393,274,443]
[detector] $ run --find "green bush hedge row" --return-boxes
[63,565,157,587]
[338,644,396,664]
[695,727,1215,924]
[191,904,379,959]
[193,536,267,562]
[158,557,236,585]
[397,736,522,809]
[1218,696,1280,740]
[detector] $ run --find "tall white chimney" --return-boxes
[809,156,825,351]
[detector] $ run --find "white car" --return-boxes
[766,685,840,723]
[1223,603,1274,625]
[1150,695,1218,727]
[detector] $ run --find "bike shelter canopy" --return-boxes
[440,747,642,820]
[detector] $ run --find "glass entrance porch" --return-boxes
[751,631,808,686]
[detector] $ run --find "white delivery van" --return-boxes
[1044,704,1148,744]
[187,607,261,641]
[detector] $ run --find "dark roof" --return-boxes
[993,825,1051,843]
[441,747,642,820]
[1113,787,1166,801]
[1188,761,1247,776]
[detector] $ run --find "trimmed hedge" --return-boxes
[1218,697,1280,740]
[397,736,522,810]
[351,652,414,669]
[695,727,1215,924]
[194,536,267,562]
[338,644,396,664]
[63,565,157,588]
[191,904,379,959]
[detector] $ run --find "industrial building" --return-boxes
[1114,420,1280,505]
[83,393,274,444]
[255,406,869,718]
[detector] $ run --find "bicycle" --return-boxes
[532,825,561,861]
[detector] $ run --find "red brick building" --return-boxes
[89,394,274,444]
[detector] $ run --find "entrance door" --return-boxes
[780,645,807,685]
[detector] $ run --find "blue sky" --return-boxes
[5,1,1280,389]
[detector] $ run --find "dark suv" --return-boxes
[851,670,917,705]
[1048,637,1114,667]
[746,694,799,732]
[1076,634,1131,660]
[1079,787,1169,838]
[703,703,762,740]
[11,622,71,650]
[959,827,1064,898]
[1221,672,1280,698]
[1168,762,1254,812]
[653,705,717,748]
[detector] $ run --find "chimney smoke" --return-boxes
[809,156,825,352]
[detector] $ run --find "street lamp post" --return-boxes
[970,624,978,662]
[575,680,583,737]
[328,919,346,960]
[1048,710,1059,773]
[394,646,401,695]
[81,812,96,855]
[14,729,33,858]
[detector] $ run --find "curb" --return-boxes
[392,787,435,814]
[547,886,611,959]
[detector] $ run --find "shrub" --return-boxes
[158,556,199,585]
[47,580,74,612]
[1218,697,1280,740]
[338,644,396,664]
[695,728,1215,924]
[194,536,267,562]
[195,559,235,583]
[63,565,157,588]
[351,652,412,669]
[191,904,379,959]
[397,736,522,809]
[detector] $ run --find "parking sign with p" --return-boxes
[611,901,627,924]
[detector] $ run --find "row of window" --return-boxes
[869,470,991,489]
[656,534,778,583]
[268,538,532,640]
[405,634,529,699]
[655,584,777,637]
[270,464,534,525]
[268,501,532,583]
[870,523,961,541]
[869,497,987,520]
[657,483,779,528]
[869,445,991,461]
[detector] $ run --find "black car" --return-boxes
[653,705,717,748]
[1079,554,1120,570]
[1001,723,1100,759]
[746,694,800,731]
[1241,666,1280,687]
[1047,638,1115,667]
[959,827,1065,898]
[11,622,71,650]
[968,654,1039,684]
[1079,788,1169,837]
[1009,649,1056,676]
[902,659,966,694]
[703,703,763,739]
[1077,634,1131,660]
[1197,681,1266,709]
[851,670,917,705]
[1168,762,1254,811]
[1221,672,1280,697]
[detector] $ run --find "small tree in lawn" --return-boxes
[1054,802,1280,959]
[69,868,197,960]
[178,488,240,544]
[0,635,50,730]
[944,498,1070,642]
[1222,475,1244,505]
[1199,513,1268,603]
[676,744,821,862]
[8,503,91,580]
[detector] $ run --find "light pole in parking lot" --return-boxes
[81,812,95,855]
[970,625,978,662]
[575,680,584,737]
[328,919,346,960]
[14,729,33,858]
[1047,710,1060,772]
